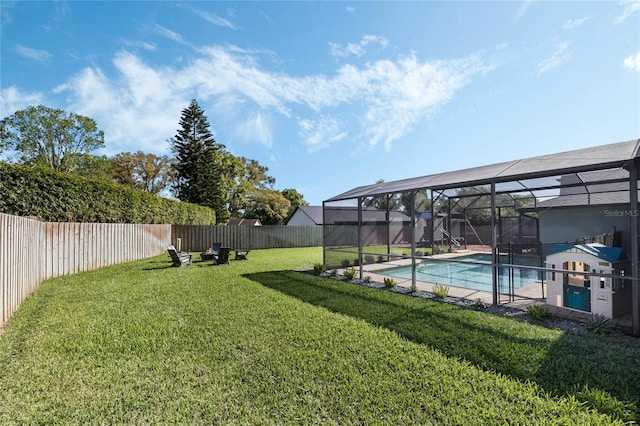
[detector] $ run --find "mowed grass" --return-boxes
[0,247,638,425]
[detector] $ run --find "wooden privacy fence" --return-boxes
[0,213,171,326]
[172,225,323,252]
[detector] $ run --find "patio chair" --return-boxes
[212,242,222,254]
[167,245,192,267]
[213,247,231,265]
[235,245,251,260]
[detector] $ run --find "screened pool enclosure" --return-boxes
[323,139,640,336]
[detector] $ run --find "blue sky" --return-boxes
[1,1,639,205]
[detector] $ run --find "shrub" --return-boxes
[377,255,385,263]
[363,275,372,283]
[329,269,338,277]
[343,268,357,280]
[586,313,611,334]
[313,263,327,275]
[526,305,551,321]
[0,163,216,224]
[341,259,350,268]
[432,283,450,299]
[364,255,375,264]
[383,277,396,288]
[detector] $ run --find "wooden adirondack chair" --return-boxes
[167,245,192,267]
[235,245,251,260]
[213,247,231,265]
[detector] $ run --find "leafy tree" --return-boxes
[110,151,173,194]
[0,105,105,173]
[281,188,308,217]
[435,186,534,224]
[226,156,250,219]
[409,191,432,213]
[169,100,304,223]
[241,157,275,190]
[74,154,113,181]
[227,156,277,218]
[170,99,230,223]
[362,193,403,211]
[244,190,291,225]
[394,190,431,214]
[361,179,403,211]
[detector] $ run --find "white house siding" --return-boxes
[287,211,316,226]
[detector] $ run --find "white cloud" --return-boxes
[54,53,185,155]
[330,53,491,150]
[563,16,590,30]
[183,47,293,115]
[148,22,187,45]
[113,51,173,107]
[1,1,14,25]
[329,35,388,58]
[233,112,273,148]
[44,43,492,156]
[536,41,571,76]
[0,86,44,117]
[624,52,640,72]
[298,117,348,152]
[513,0,534,22]
[186,5,240,30]
[121,39,156,51]
[615,0,640,23]
[15,44,53,63]
[329,41,364,58]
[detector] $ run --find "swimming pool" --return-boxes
[378,253,541,293]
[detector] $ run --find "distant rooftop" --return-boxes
[288,206,323,225]
[228,218,262,226]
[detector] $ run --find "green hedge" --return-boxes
[0,163,216,224]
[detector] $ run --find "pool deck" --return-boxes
[353,257,545,307]
[337,252,634,334]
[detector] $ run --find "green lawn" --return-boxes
[0,247,638,424]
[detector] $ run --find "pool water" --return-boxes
[379,253,541,293]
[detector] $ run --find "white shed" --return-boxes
[545,243,632,318]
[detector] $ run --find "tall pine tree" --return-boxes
[170,99,230,223]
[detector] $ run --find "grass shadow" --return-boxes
[142,265,174,270]
[245,270,640,422]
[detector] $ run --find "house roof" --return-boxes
[531,192,630,209]
[287,205,323,225]
[549,243,628,263]
[325,139,640,202]
[525,169,631,209]
[419,211,447,220]
[323,206,410,223]
[228,218,262,226]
